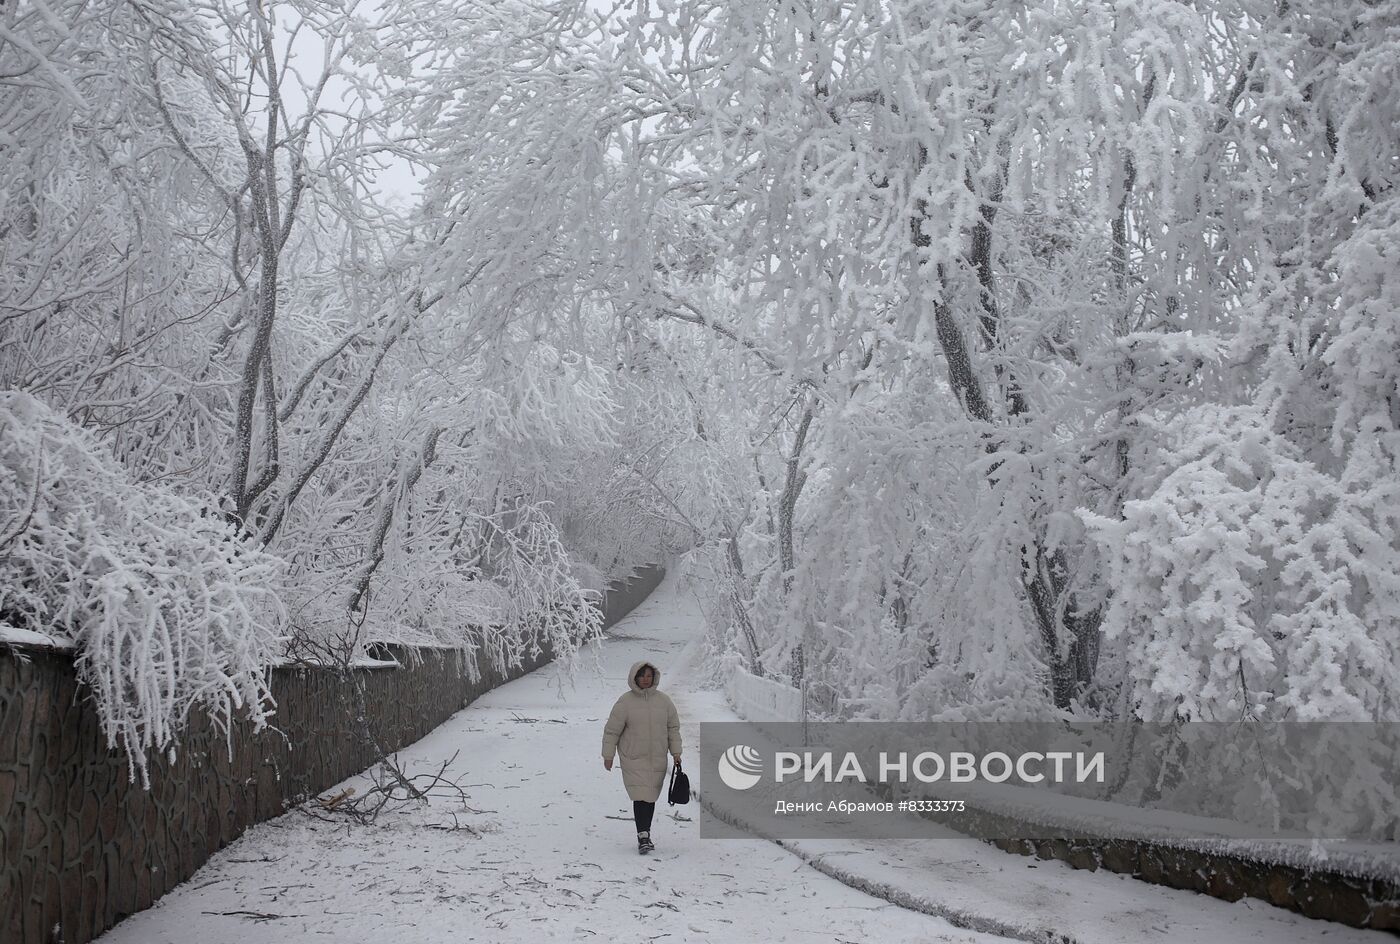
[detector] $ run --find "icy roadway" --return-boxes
[97,571,1389,943]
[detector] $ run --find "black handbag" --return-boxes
[667,762,691,806]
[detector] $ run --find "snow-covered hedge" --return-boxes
[0,391,285,781]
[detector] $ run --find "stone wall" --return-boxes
[917,802,1400,932]
[599,565,666,628]
[725,663,1400,934]
[0,564,664,944]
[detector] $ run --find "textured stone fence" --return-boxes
[722,672,1400,933]
[982,828,1400,933]
[0,564,665,944]
[903,789,1400,933]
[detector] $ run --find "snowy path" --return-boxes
[97,572,997,943]
[97,570,1389,944]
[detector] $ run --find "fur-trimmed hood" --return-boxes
[627,660,662,694]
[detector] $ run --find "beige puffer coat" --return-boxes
[602,660,682,802]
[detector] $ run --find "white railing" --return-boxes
[725,665,803,723]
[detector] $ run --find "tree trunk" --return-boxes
[913,142,1100,710]
[779,395,814,684]
[347,426,443,617]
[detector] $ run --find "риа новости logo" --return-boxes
[717,744,763,790]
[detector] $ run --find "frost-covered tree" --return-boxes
[0,392,284,781]
[0,0,677,770]
[592,0,1400,723]
[6,0,1398,789]
[1085,0,1400,722]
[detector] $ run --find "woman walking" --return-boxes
[602,660,682,854]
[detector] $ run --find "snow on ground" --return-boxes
[97,570,1391,943]
[96,570,997,944]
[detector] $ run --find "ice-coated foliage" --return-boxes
[579,0,1400,729]
[1086,405,1400,722]
[0,0,673,776]
[568,0,1202,715]
[0,392,284,781]
[6,0,1399,811]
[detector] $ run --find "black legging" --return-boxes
[633,800,655,833]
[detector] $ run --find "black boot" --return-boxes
[637,830,654,854]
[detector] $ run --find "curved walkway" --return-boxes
[97,570,993,943]
[97,568,1387,943]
